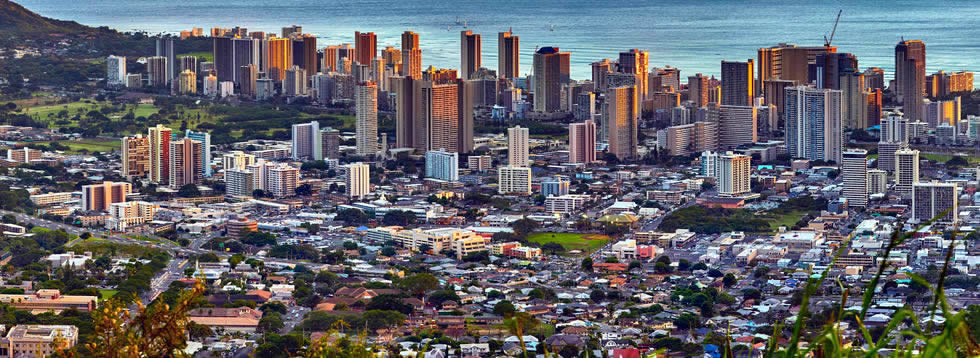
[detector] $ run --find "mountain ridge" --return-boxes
[0,0,116,35]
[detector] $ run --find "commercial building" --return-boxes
[30,192,74,207]
[0,290,95,312]
[425,150,459,182]
[148,125,172,185]
[867,169,888,195]
[267,38,292,81]
[468,155,492,172]
[715,105,758,150]
[688,73,709,107]
[895,40,926,121]
[146,56,168,87]
[184,130,211,177]
[356,81,378,156]
[840,70,868,130]
[841,149,868,207]
[913,181,958,224]
[155,37,176,82]
[657,121,718,157]
[498,31,519,80]
[721,59,754,106]
[508,126,529,167]
[354,31,377,65]
[225,169,254,197]
[498,166,532,195]
[177,70,196,94]
[291,121,321,160]
[81,181,130,212]
[702,152,750,196]
[568,120,597,164]
[320,127,341,160]
[283,66,307,96]
[0,325,79,357]
[401,31,422,79]
[222,151,255,171]
[545,194,589,214]
[923,97,961,128]
[106,55,126,86]
[541,177,571,197]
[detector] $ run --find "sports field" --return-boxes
[526,232,611,254]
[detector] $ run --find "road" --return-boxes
[281,306,311,334]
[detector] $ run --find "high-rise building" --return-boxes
[721,60,754,106]
[239,64,258,99]
[222,151,255,171]
[323,44,355,73]
[864,67,886,90]
[498,31,519,80]
[225,169,254,197]
[619,49,650,101]
[757,44,835,93]
[895,147,920,197]
[591,59,613,93]
[156,37,176,82]
[568,120,597,164]
[688,74,709,107]
[81,181,131,212]
[320,128,340,160]
[293,35,317,77]
[354,31,377,65]
[184,130,211,177]
[877,142,901,173]
[841,149,868,207]
[927,70,974,97]
[168,138,202,189]
[425,149,459,182]
[291,121,321,160]
[178,70,197,94]
[923,97,961,128]
[866,89,883,127]
[283,66,307,96]
[121,135,149,180]
[392,76,417,149]
[811,52,858,90]
[716,152,751,196]
[345,163,371,199]
[785,86,843,163]
[657,121,719,157]
[147,125,172,185]
[881,113,909,143]
[180,55,198,74]
[716,105,758,150]
[356,81,378,156]
[267,164,299,198]
[460,31,481,80]
[895,40,926,121]
[508,126,530,167]
[498,166,532,195]
[913,181,958,224]
[415,69,472,153]
[401,31,422,79]
[147,56,169,87]
[840,70,868,130]
[533,47,571,113]
[268,38,292,82]
[605,85,639,160]
[281,25,302,38]
[106,56,126,87]
[867,169,888,195]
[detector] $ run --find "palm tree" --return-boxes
[502,312,539,358]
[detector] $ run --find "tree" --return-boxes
[628,260,643,271]
[723,273,738,287]
[258,313,285,333]
[581,257,593,272]
[708,268,724,278]
[493,300,517,317]
[399,273,439,297]
[673,313,700,330]
[261,301,288,315]
[511,218,539,238]
[177,184,200,198]
[503,312,539,358]
[187,321,213,340]
[742,288,762,301]
[382,210,418,226]
[753,265,770,279]
[428,290,460,306]
[294,183,313,196]
[342,241,358,250]
[678,259,691,271]
[654,261,672,274]
[380,247,396,257]
[336,208,369,225]
[590,289,606,302]
[541,242,565,255]
[692,262,708,271]
[366,294,413,314]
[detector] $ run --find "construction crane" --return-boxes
[824,9,843,48]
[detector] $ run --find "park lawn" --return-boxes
[526,232,611,254]
[99,289,118,301]
[180,51,214,62]
[21,100,105,120]
[764,210,807,232]
[922,153,980,164]
[124,235,177,246]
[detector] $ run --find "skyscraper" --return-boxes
[757,44,835,93]
[605,85,639,160]
[840,70,868,130]
[533,47,571,113]
[267,164,299,198]
[284,66,307,96]
[106,56,126,87]
[401,31,422,79]
[568,120,597,164]
[868,169,888,195]
[810,52,858,90]
[184,130,211,177]
[619,49,650,101]
[425,149,459,182]
[320,128,341,160]
[168,138,202,190]
[147,56,168,87]
[895,40,926,121]
[121,135,149,180]
[716,105,758,150]
[895,147,920,197]
[268,38,292,82]
[841,149,868,207]
[498,166,532,195]
[498,31,519,80]
[508,126,530,167]
[785,86,843,163]
[687,74,709,107]
[345,162,371,199]
[392,76,417,149]
[156,37,176,82]
[356,81,378,156]
[354,31,377,65]
[294,35,317,77]
[460,31,481,80]
[721,60,754,106]
[239,64,258,99]
[147,125,172,185]
[923,97,961,128]
[291,121,321,160]
[180,56,198,74]
[178,70,197,94]
[591,59,613,93]
[717,152,751,196]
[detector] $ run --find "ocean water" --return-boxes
[16,0,980,80]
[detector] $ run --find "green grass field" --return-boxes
[180,51,214,62]
[764,210,807,232]
[29,138,120,154]
[526,232,611,254]
[124,235,177,246]
[21,100,104,120]
[99,289,118,301]
[921,153,980,164]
